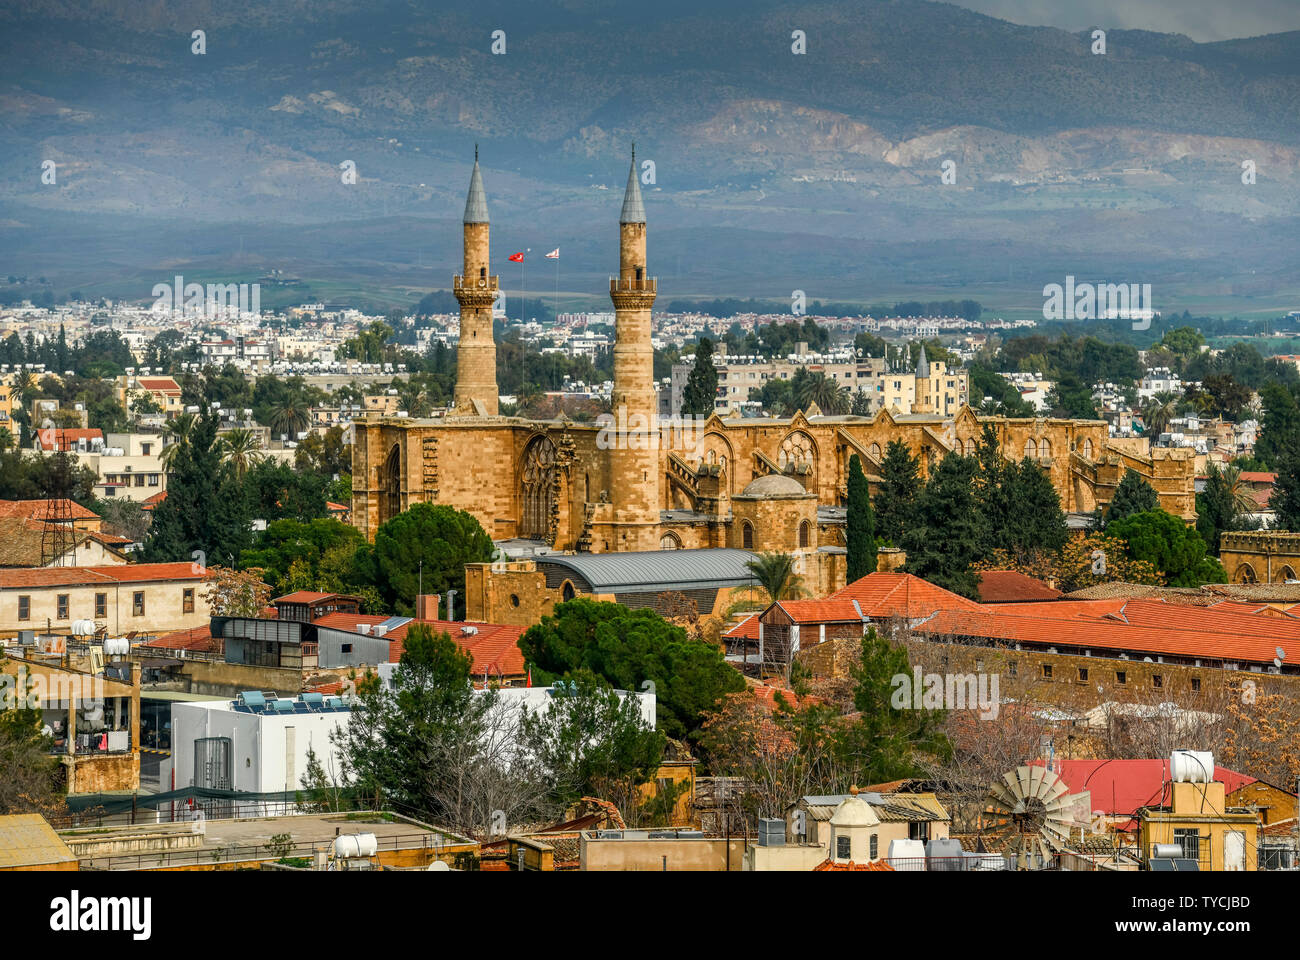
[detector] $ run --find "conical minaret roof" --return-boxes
[463,147,489,224]
[619,145,646,225]
[915,343,930,379]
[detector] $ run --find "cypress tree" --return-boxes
[874,439,921,546]
[846,453,876,581]
[682,336,718,417]
[1107,468,1160,523]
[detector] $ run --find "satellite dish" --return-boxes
[1274,646,1286,669]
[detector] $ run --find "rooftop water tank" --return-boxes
[887,837,926,871]
[1170,750,1214,783]
[333,833,378,859]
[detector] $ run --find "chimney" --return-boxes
[445,589,458,623]
[415,594,440,621]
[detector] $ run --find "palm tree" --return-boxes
[269,397,310,440]
[218,427,263,479]
[795,371,850,415]
[1141,391,1179,437]
[744,552,806,604]
[160,413,197,469]
[1219,463,1258,518]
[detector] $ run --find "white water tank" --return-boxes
[333,833,377,859]
[103,637,130,657]
[1170,750,1214,783]
[71,619,97,636]
[888,838,926,871]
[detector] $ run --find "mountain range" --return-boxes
[1,0,1298,316]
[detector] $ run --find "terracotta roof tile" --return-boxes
[0,561,204,589]
[829,572,983,617]
[976,570,1063,603]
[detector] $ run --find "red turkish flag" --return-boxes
[508,252,524,262]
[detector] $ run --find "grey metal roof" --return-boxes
[463,157,489,224]
[915,343,930,379]
[619,150,646,224]
[538,548,759,593]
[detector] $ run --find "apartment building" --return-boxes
[669,352,968,417]
[0,562,209,638]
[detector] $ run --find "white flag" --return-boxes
[545,248,559,259]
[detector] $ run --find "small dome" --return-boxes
[830,795,880,828]
[740,474,810,497]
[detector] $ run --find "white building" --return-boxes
[170,692,352,807]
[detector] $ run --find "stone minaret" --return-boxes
[609,147,659,543]
[913,343,933,415]
[453,148,499,416]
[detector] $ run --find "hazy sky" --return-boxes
[947,0,1300,41]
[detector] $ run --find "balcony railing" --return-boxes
[453,275,499,291]
[610,276,657,294]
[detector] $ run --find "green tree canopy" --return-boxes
[1106,509,1228,587]
[902,453,987,599]
[681,336,718,417]
[517,598,746,741]
[1107,468,1160,523]
[846,453,877,581]
[874,439,921,546]
[368,503,494,617]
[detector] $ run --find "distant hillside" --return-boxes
[1,0,1298,310]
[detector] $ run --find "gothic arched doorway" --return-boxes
[521,434,559,542]
[380,443,402,524]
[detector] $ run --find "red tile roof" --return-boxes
[773,599,864,624]
[829,572,984,617]
[0,561,205,589]
[31,428,103,452]
[142,625,220,654]
[1239,472,1276,484]
[925,597,1300,668]
[1037,759,1256,817]
[0,499,101,522]
[275,591,349,605]
[387,619,526,678]
[141,491,167,510]
[311,613,527,678]
[726,613,761,640]
[976,570,1063,603]
[136,377,180,393]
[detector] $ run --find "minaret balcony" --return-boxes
[454,275,499,292]
[610,276,657,294]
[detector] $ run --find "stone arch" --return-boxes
[798,519,811,548]
[561,580,576,601]
[1082,438,1094,459]
[695,431,735,493]
[1040,437,1052,460]
[741,520,754,550]
[1023,438,1038,459]
[868,442,882,460]
[1236,562,1258,584]
[778,430,818,475]
[1276,564,1297,583]
[379,442,402,525]
[520,433,559,542]
[660,532,682,550]
[963,437,977,455]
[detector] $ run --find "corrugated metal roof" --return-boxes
[0,814,77,868]
[539,548,760,593]
[799,793,950,823]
